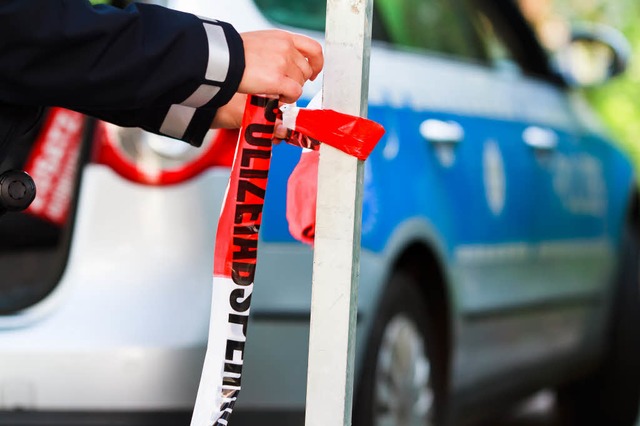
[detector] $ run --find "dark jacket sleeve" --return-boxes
[0,0,245,146]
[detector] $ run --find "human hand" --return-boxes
[211,93,290,140]
[238,30,323,104]
[211,93,246,129]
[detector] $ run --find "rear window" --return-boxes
[0,110,90,315]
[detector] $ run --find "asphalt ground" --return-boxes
[483,391,640,426]
[484,391,559,425]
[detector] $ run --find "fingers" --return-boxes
[272,122,289,141]
[238,30,323,103]
[292,50,314,83]
[290,34,324,80]
[279,79,303,104]
[286,52,309,88]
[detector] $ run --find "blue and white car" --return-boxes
[0,0,638,425]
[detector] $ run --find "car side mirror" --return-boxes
[555,23,631,88]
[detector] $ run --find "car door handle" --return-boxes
[523,126,558,151]
[420,119,464,145]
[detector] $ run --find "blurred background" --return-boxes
[487,4,640,425]
[520,0,640,167]
[0,0,640,426]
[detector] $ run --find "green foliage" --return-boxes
[547,0,639,165]
[582,2,640,164]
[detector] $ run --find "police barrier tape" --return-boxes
[191,94,384,426]
[190,95,277,426]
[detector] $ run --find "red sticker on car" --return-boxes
[24,108,84,226]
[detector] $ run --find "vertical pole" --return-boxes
[304,1,373,425]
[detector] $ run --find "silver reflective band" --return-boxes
[180,21,229,108]
[203,22,230,83]
[182,84,221,108]
[160,105,197,139]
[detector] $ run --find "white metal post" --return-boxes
[304,1,373,425]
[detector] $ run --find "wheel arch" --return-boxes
[354,219,456,424]
[377,218,457,401]
[390,240,453,396]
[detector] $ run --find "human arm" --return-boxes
[0,1,323,147]
[0,0,242,146]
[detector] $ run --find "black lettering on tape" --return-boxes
[215,95,280,426]
[249,96,270,108]
[237,179,266,202]
[233,225,260,235]
[223,375,242,388]
[264,99,279,122]
[244,124,274,147]
[225,339,245,362]
[231,262,255,286]
[232,237,257,261]
[228,313,249,336]
[229,291,252,314]
[240,148,270,168]
[234,204,262,224]
[219,407,233,422]
[224,362,243,375]
[248,96,279,123]
[220,408,233,420]
[239,168,269,179]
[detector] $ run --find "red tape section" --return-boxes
[192,95,278,426]
[194,98,385,426]
[286,108,385,161]
[214,95,278,280]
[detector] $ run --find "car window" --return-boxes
[473,10,519,71]
[253,0,486,61]
[375,0,485,59]
[472,0,561,83]
[0,111,90,315]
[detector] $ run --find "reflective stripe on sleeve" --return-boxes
[160,104,197,139]
[180,20,232,108]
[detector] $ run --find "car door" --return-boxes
[521,99,611,305]
[472,0,613,373]
[366,0,559,390]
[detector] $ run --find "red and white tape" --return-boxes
[191,94,384,425]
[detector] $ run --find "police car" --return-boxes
[0,0,638,425]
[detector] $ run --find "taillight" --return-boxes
[92,122,238,185]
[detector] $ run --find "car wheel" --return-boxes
[353,272,444,426]
[556,227,640,425]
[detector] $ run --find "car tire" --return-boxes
[353,271,445,426]
[556,227,640,426]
